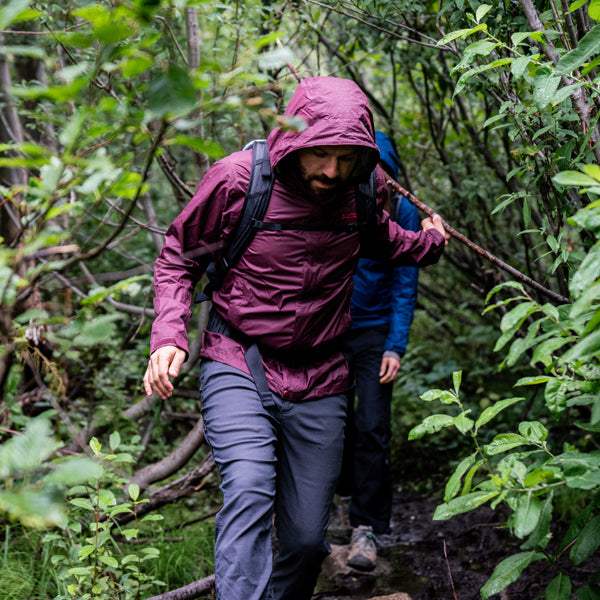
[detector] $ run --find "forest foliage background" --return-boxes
[1,0,600,598]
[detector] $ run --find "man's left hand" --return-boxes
[379,356,401,384]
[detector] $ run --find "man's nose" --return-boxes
[322,157,339,179]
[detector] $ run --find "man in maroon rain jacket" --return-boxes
[143,76,448,600]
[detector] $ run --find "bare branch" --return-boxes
[130,415,206,489]
[145,574,215,600]
[386,178,569,304]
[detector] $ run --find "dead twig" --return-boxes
[144,574,215,600]
[386,178,569,305]
[443,538,459,600]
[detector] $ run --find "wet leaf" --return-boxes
[480,552,545,599]
[476,397,524,429]
[513,492,542,538]
[485,433,528,455]
[556,24,600,73]
[570,515,600,564]
[434,491,499,520]
[545,574,572,600]
[408,414,455,440]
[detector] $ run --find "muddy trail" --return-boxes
[314,491,598,600]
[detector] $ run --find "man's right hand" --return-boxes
[143,345,186,399]
[422,213,450,246]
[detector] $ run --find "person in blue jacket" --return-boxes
[344,131,420,571]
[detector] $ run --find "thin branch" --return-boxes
[386,178,569,304]
[144,574,215,600]
[304,0,446,50]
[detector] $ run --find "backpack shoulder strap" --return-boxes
[220,139,274,271]
[194,140,274,303]
[355,168,378,237]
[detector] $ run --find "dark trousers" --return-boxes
[341,325,393,534]
[200,360,348,600]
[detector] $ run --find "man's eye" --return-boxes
[312,148,327,157]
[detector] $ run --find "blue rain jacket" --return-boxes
[350,132,420,356]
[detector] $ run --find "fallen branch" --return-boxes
[387,178,569,304]
[145,574,215,600]
[114,453,216,526]
[129,415,207,490]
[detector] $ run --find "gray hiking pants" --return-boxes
[199,360,347,600]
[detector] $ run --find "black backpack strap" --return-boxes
[355,168,378,237]
[195,140,274,303]
[220,139,274,271]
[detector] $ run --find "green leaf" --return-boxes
[147,65,198,117]
[531,337,572,368]
[576,585,600,600]
[545,574,572,600]
[98,554,119,568]
[480,552,546,599]
[454,58,513,96]
[570,240,600,298]
[462,461,482,495]
[438,28,473,46]
[545,378,568,414]
[0,488,67,528]
[72,314,123,347]
[570,515,600,564]
[0,0,34,29]
[515,376,552,386]
[0,418,60,478]
[533,70,561,109]
[570,0,588,12]
[256,30,284,50]
[420,389,459,404]
[42,457,101,485]
[511,32,534,45]
[444,453,477,502]
[591,0,600,21]
[556,24,600,73]
[129,483,140,502]
[168,135,225,158]
[89,437,102,456]
[485,433,528,455]
[109,431,121,451]
[70,498,94,511]
[583,163,600,182]
[476,4,492,22]
[452,370,462,395]
[434,491,499,520]
[123,528,139,541]
[523,493,554,550]
[559,330,600,364]
[453,411,474,434]
[519,421,548,443]
[408,414,455,440]
[476,397,524,429]
[500,301,537,333]
[513,492,542,538]
[553,170,600,187]
[566,468,600,490]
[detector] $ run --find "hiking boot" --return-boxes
[347,525,378,571]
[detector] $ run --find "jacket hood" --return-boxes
[375,130,399,181]
[267,77,379,180]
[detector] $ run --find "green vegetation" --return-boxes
[1,0,599,598]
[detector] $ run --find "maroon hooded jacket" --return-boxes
[150,77,444,401]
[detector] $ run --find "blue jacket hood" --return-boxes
[375,131,399,181]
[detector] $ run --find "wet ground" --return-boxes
[314,491,599,600]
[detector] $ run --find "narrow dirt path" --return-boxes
[315,490,598,600]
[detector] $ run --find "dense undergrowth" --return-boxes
[1,0,600,598]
